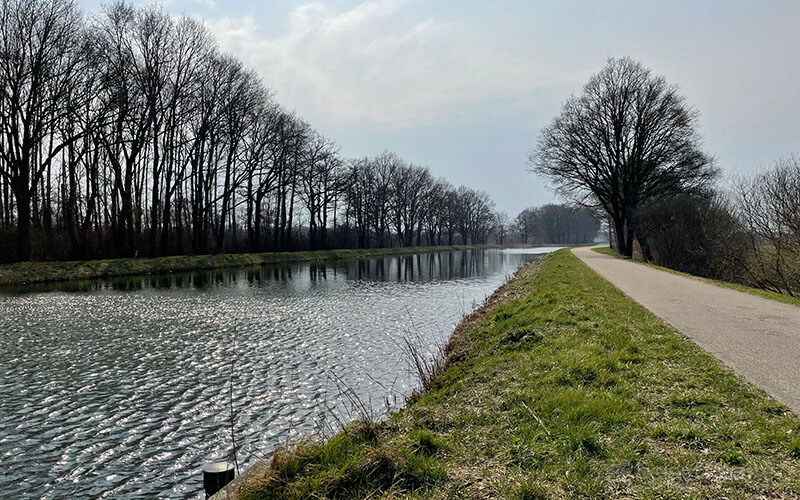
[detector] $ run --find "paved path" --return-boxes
[572,246,800,413]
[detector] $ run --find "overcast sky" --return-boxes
[79,0,800,216]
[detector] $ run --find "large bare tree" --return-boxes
[529,57,716,257]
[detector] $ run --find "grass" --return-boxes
[0,245,501,287]
[232,249,800,499]
[592,246,800,308]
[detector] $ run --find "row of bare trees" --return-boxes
[343,152,497,249]
[512,204,600,245]
[0,0,498,263]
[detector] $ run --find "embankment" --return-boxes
[0,245,500,287]
[223,249,800,499]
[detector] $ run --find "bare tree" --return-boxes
[734,157,800,295]
[299,132,342,250]
[420,179,450,246]
[0,0,89,260]
[513,208,537,244]
[529,57,716,257]
[390,163,430,247]
[493,212,510,245]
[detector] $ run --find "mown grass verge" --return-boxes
[592,246,800,308]
[231,249,800,499]
[0,245,496,287]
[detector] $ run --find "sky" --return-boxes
[79,0,800,216]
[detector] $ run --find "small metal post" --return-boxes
[203,460,235,498]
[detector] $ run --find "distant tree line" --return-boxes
[0,0,504,263]
[532,57,800,296]
[511,204,600,245]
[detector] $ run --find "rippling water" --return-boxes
[0,247,556,499]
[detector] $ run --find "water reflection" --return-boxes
[0,248,554,499]
[2,249,518,295]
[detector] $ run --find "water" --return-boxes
[0,247,557,499]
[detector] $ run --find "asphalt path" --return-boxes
[572,246,800,413]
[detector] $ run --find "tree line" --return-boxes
[532,57,800,296]
[0,0,507,263]
[511,204,600,245]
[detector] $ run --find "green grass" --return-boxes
[0,245,497,287]
[592,246,800,308]
[235,249,800,499]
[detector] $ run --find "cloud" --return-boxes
[206,0,561,128]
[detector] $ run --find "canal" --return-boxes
[0,247,558,498]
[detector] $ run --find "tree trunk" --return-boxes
[613,217,630,257]
[625,224,635,258]
[15,188,32,261]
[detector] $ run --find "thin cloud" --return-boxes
[206,0,562,128]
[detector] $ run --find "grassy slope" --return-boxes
[0,246,492,287]
[592,246,800,308]
[238,249,800,499]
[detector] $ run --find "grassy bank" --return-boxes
[233,249,800,499]
[0,245,500,287]
[592,246,800,308]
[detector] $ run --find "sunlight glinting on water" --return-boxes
[0,248,553,499]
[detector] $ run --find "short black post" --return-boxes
[203,460,235,498]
